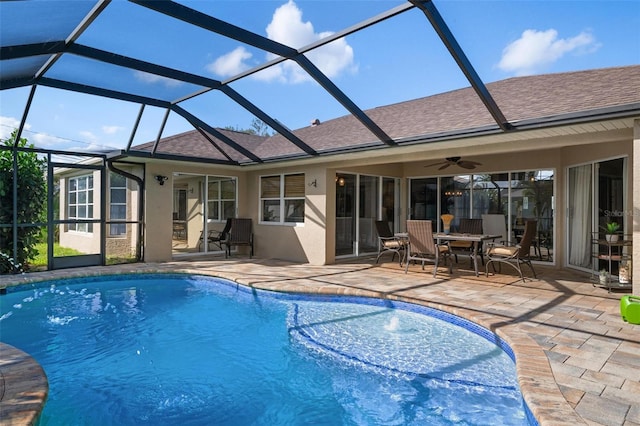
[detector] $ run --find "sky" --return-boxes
[0,0,639,154]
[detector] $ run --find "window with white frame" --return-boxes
[68,174,94,233]
[109,172,127,236]
[207,177,236,221]
[260,173,305,224]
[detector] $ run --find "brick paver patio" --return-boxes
[1,256,639,425]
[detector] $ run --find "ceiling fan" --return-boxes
[424,156,481,170]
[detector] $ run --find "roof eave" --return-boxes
[106,149,238,165]
[509,103,640,130]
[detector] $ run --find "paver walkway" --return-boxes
[1,256,639,425]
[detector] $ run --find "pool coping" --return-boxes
[0,266,584,425]
[0,343,48,425]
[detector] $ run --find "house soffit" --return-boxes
[112,115,637,174]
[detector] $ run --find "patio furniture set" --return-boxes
[199,218,254,258]
[375,216,539,281]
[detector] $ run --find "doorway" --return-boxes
[335,173,400,258]
[172,173,237,256]
[567,157,626,272]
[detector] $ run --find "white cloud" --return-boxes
[266,0,316,48]
[102,125,124,135]
[29,132,67,147]
[0,116,26,140]
[0,117,61,147]
[209,0,356,83]
[0,116,117,150]
[498,29,599,76]
[133,71,183,87]
[67,133,117,152]
[206,46,253,76]
[79,130,98,144]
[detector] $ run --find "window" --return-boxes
[68,174,94,233]
[409,169,554,262]
[207,178,236,221]
[260,173,305,224]
[109,172,127,236]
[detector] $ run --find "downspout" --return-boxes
[107,161,145,261]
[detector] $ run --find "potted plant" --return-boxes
[602,221,620,242]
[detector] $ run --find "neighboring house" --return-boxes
[54,65,640,294]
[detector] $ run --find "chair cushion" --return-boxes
[382,240,403,249]
[487,245,518,256]
[438,245,450,253]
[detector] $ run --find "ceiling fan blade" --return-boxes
[456,160,482,169]
[424,161,447,168]
[458,161,477,170]
[438,163,451,170]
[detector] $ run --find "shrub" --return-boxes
[0,131,47,273]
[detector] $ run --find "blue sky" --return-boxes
[1,0,638,153]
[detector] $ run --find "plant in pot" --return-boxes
[602,221,620,242]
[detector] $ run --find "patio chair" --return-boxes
[198,218,232,251]
[481,214,510,245]
[485,219,537,282]
[449,218,484,266]
[374,220,406,265]
[224,218,254,258]
[404,220,452,277]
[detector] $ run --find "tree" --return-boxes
[0,131,47,273]
[224,118,272,137]
[249,118,272,136]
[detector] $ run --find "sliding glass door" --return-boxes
[409,169,554,262]
[172,173,236,256]
[567,164,592,269]
[358,175,380,254]
[336,174,357,257]
[568,158,627,272]
[335,174,400,258]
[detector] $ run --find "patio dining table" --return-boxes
[434,233,502,276]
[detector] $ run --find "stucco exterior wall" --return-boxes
[135,126,636,281]
[245,164,328,264]
[143,164,174,262]
[144,163,249,262]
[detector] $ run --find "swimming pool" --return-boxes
[0,274,534,425]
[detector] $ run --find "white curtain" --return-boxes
[568,165,592,267]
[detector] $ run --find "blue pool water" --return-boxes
[0,274,532,425]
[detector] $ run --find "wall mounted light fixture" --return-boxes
[155,175,168,185]
[308,178,317,187]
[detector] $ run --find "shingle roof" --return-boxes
[131,65,640,164]
[133,128,268,162]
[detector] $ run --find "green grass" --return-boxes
[29,243,83,268]
[28,243,138,270]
